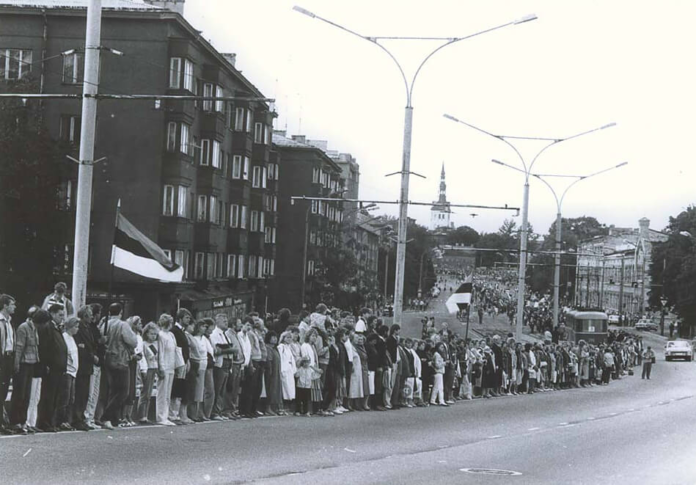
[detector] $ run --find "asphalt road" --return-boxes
[1,294,691,485]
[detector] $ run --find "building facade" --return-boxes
[0,0,277,320]
[575,218,668,319]
[430,163,452,230]
[273,132,345,312]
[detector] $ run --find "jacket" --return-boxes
[104,318,138,370]
[38,321,68,375]
[74,320,96,376]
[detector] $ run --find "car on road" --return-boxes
[635,318,658,331]
[608,314,620,324]
[665,340,693,361]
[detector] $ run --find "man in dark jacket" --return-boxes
[73,305,96,431]
[37,304,68,432]
[375,325,392,409]
[170,308,192,423]
[491,335,504,397]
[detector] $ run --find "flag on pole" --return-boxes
[112,213,183,282]
[446,274,473,314]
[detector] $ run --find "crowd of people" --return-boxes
[0,281,656,437]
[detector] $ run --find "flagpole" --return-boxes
[107,199,121,307]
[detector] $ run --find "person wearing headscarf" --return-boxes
[263,330,283,416]
[481,347,496,399]
[277,331,296,413]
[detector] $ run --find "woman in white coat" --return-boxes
[156,314,177,426]
[277,331,297,411]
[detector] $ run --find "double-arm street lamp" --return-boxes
[294,6,536,325]
[443,114,616,341]
[532,162,627,326]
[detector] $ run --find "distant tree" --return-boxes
[445,225,480,246]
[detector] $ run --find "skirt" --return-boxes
[367,371,375,395]
[310,378,323,402]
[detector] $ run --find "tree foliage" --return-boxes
[444,225,480,246]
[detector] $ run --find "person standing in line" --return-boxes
[430,343,447,406]
[84,303,103,429]
[137,322,159,424]
[56,317,80,431]
[224,317,244,419]
[186,319,207,422]
[72,305,96,431]
[170,308,193,424]
[0,294,17,433]
[41,282,74,317]
[36,304,68,432]
[209,314,234,421]
[8,306,42,434]
[277,331,297,414]
[155,314,177,426]
[200,321,216,421]
[642,346,656,380]
[355,308,370,334]
[100,303,137,430]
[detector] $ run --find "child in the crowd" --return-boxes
[137,322,159,424]
[294,357,313,416]
[57,317,80,431]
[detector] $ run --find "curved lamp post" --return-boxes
[443,114,616,340]
[294,5,537,325]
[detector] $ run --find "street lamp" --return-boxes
[294,5,537,325]
[533,161,628,327]
[443,114,616,341]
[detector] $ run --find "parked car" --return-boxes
[635,318,658,331]
[665,340,693,361]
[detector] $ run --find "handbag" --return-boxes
[651,356,656,364]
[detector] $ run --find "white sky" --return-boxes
[184,0,695,236]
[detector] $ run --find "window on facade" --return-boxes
[248,255,257,279]
[232,155,242,179]
[209,195,218,223]
[162,185,174,216]
[259,212,265,232]
[237,255,245,279]
[203,83,214,112]
[174,250,188,280]
[254,123,263,144]
[62,52,84,84]
[272,227,277,244]
[258,256,264,278]
[270,259,275,276]
[166,121,177,151]
[57,179,73,211]
[200,139,210,166]
[261,167,267,189]
[265,226,271,244]
[197,195,207,222]
[307,260,315,276]
[60,115,81,144]
[1,49,32,80]
[243,157,250,180]
[169,57,182,89]
[234,108,244,131]
[240,205,248,229]
[180,123,190,155]
[177,186,187,217]
[312,167,320,183]
[245,109,252,132]
[264,125,271,145]
[230,204,239,227]
[250,210,259,232]
[231,253,240,279]
[310,230,316,245]
[206,253,215,280]
[311,200,318,214]
[215,86,224,113]
[252,166,261,188]
[194,252,205,280]
[183,59,194,91]
[212,140,221,168]
[273,196,278,212]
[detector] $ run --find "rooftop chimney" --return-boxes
[221,53,236,68]
[639,217,650,239]
[144,0,185,15]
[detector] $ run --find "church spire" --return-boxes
[438,162,447,203]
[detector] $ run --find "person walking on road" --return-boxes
[642,346,655,380]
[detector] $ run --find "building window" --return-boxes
[169,57,182,89]
[258,256,264,278]
[264,125,271,145]
[57,179,73,210]
[60,115,81,144]
[166,121,177,152]
[183,59,194,91]
[237,255,245,279]
[200,139,210,166]
[252,166,261,188]
[234,108,245,131]
[209,195,218,223]
[240,205,248,229]
[174,250,188,280]
[232,155,242,179]
[1,49,32,80]
[311,200,318,214]
[243,157,250,180]
[250,210,259,232]
[177,186,187,217]
[307,260,315,276]
[259,212,265,232]
[270,259,275,276]
[62,51,84,84]
[254,122,263,144]
[273,196,278,212]
[264,226,271,244]
[312,167,320,183]
[194,252,205,280]
[230,204,239,227]
[180,122,190,155]
[163,185,174,216]
[203,83,214,112]
[227,254,236,278]
[215,85,224,113]
[245,109,252,132]
[272,227,277,244]
[212,140,221,168]
[197,195,207,222]
[248,255,257,279]
[206,253,215,280]
[261,167,268,189]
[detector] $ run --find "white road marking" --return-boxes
[527,427,540,431]
[23,448,32,457]
[487,435,502,439]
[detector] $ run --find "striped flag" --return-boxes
[446,274,473,314]
[112,213,183,282]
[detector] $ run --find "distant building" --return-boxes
[273,132,345,312]
[430,163,452,230]
[575,218,668,318]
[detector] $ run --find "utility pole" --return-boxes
[383,246,389,306]
[71,0,102,309]
[618,256,625,326]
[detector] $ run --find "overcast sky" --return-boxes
[185,0,695,236]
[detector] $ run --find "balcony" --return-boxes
[200,111,226,138]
